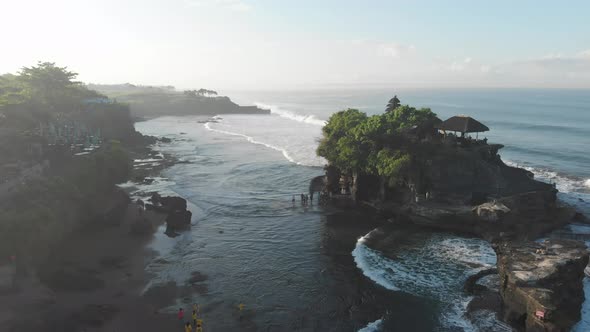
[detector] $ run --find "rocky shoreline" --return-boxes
[0,134,198,331]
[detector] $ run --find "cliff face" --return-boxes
[496,239,588,331]
[318,141,575,240]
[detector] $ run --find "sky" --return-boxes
[1,0,590,90]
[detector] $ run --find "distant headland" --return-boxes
[88,83,269,119]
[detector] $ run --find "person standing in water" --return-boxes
[178,308,184,321]
[238,303,245,320]
[195,318,204,332]
[193,303,199,315]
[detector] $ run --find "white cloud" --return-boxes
[449,61,464,72]
[376,43,416,58]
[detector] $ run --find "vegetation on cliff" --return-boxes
[0,62,138,264]
[317,101,438,186]
[0,141,132,263]
[316,98,554,208]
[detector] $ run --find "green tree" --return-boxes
[317,98,439,189]
[317,109,367,171]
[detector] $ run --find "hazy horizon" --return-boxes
[3,0,590,90]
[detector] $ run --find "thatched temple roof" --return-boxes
[436,115,489,133]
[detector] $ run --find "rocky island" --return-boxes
[312,96,589,331]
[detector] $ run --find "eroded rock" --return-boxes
[496,239,588,331]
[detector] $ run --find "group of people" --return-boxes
[292,193,312,205]
[178,304,203,332]
[178,303,246,331]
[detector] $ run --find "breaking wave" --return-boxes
[358,318,383,332]
[255,102,327,126]
[203,122,300,165]
[504,160,590,214]
[352,229,500,331]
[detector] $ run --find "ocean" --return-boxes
[132,88,589,331]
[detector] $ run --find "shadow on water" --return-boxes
[318,212,439,332]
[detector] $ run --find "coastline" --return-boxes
[0,127,194,331]
[2,106,586,331]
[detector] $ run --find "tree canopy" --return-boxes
[0,62,103,128]
[317,97,438,185]
[183,88,218,97]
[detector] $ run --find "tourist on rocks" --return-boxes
[184,321,192,332]
[178,308,184,320]
[192,309,197,326]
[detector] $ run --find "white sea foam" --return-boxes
[504,160,590,214]
[352,229,500,331]
[358,318,383,332]
[504,160,587,194]
[255,102,327,126]
[352,231,399,291]
[204,122,301,165]
[133,158,163,163]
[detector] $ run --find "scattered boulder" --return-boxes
[147,193,191,231]
[496,239,588,331]
[188,271,208,284]
[166,210,192,229]
[160,196,187,212]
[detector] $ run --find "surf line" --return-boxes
[255,102,327,127]
[203,121,303,165]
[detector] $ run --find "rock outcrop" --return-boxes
[146,193,192,231]
[496,239,589,331]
